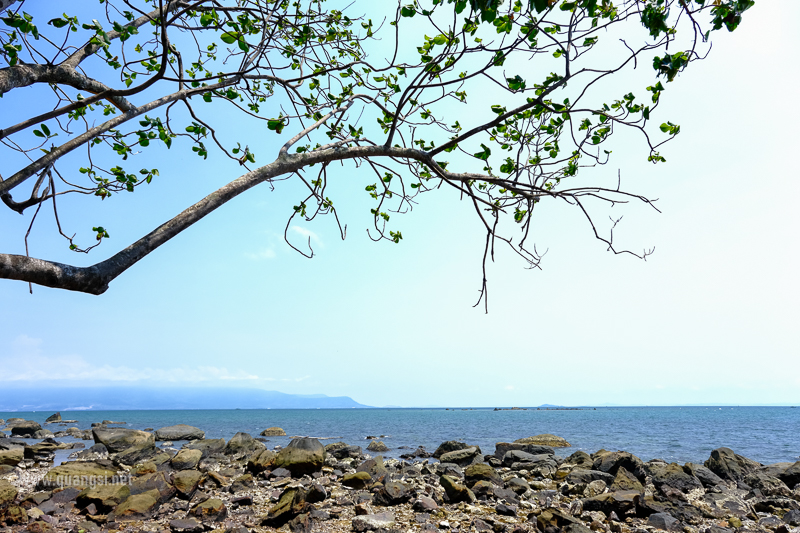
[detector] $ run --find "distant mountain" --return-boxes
[0,387,371,411]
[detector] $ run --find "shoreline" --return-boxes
[1,416,800,533]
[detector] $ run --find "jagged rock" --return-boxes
[471,480,495,499]
[593,451,645,479]
[229,474,254,494]
[464,463,502,487]
[305,483,327,504]
[744,471,792,497]
[684,463,726,488]
[537,508,582,530]
[610,466,643,491]
[273,437,325,476]
[366,440,389,452]
[567,469,616,486]
[36,461,119,490]
[260,427,286,436]
[246,448,276,475]
[352,512,395,532]
[289,512,311,533]
[496,503,517,516]
[648,512,681,531]
[325,442,363,459]
[10,420,41,437]
[779,461,800,488]
[582,490,642,516]
[154,425,205,441]
[0,479,18,508]
[129,471,176,503]
[169,518,204,533]
[439,475,476,503]
[704,448,762,482]
[784,510,800,526]
[342,471,372,489]
[506,477,530,494]
[503,450,558,476]
[224,432,265,456]
[182,438,226,458]
[1,504,28,525]
[356,456,390,483]
[0,448,23,466]
[439,447,482,466]
[189,497,227,522]
[751,496,800,515]
[697,490,755,519]
[565,450,595,469]
[435,462,464,479]
[262,486,308,527]
[650,463,703,495]
[372,481,411,506]
[172,470,203,499]
[494,442,555,460]
[111,488,160,520]
[433,441,471,459]
[514,434,571,447]
[92,428,153,453]
[171,449,202,471]
[114,443,158,466]
[45,413,61,424]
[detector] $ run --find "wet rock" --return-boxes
[2,504,28,525]
[76,484,130,513]
[154,425,205,441]
[113,443,158,466]
[366,441,389,452]
[273,437,325,476]
[752,496,800,515]
[189,497,226,522]
[514,434,571,447]
[92,428,153,453]
[260,427,286,436]
[182,438,226,459]
[439,447,482,467]
[465,463,502,487]
[565,450,595,469]
[0,479,18,508]
[647,512,681,531]
[170,449,202,471]
[704,448,762,482]
[110,488,160,520]
[352,512,395,532]
[439,475,476,503]
[224,432,265,457]
[372,481,411,506]
[342,472,372,489]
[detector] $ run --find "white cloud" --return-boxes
[505,385,514,390]
[245,248,276,260]
[291,226,323,248]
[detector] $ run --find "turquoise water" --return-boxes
[2,407,798,465]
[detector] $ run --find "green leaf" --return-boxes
[48,18,68,28]
[220,31,239,44]
[400,6,416,17]
[473,144,491,161]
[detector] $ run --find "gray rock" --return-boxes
[44,413,61,424]
[372,481,411,506]
[684,462,726,488]
[783,510,800,526]
[505,477,530,494]
[439,446,482,466]
[92,427,154,453]
[182,438,225,459]
[9,420,41,437]
[650,463,703,494]
[779,461,800,488]
[169,518,204,533]
[325,442,363,459]
[170,449,202,471]
[439,474,476,503]
[224,432,264,456]
[154,425,205,441]
[357,456,390,483]
[567,469,615,486]
[464,463,502,487]
[412,496,438,511]
[273,437,325,476]
[494,442,555,460]
[704,447,762,482]
[366,440,389,452]
[502,450,558,476]
[593,451,645,479]
[648,513,681,531]
[352,512,396,532]
[433,441,473,459]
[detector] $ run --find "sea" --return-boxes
[1,407,798,467]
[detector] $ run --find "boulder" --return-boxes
[342,471,372,489]
[433,440,471,458]
[537,508,582,530]
[439,474,476,503]
[273,437,325,476]
[514,434,570,447]
[36,461,119,490]
[262,486,308,527]
[154,424,205,441]
[593,451,645,479]
[567,468,616,486]
[260,427,286,436]
[305,483,327,504]
[439,446,482,466]
[464,463,502,487]
[0,448,23,466]
[10,420,41,437]
[189,498,227,522]
[565,450,594,468]
[246,448,276,475]
[582,490,642,516]
[372,481,411,506]
[650,463,703,494]
[0,479,18,508]
[76,483,131,513]
[413,496,438,511]
[352,512,396,532]
[224,432,264,456]
[502,450,558,476]
[494,442,554,460]
[506,477,530,494]
[114,443,158,465]
[183,438,226,458]
[704,447,762,482]
[45,413,61,424]
[366,440,389,452]
[172,470,203,499]
[111,488,160,520]
[92,428,154,453]
[779,461,800,488]
[610,467,643,491]
[648,512,682,531]
[230,474,254,494]
[744,471,792,498]
[698,490,755,519]
[1,504,28,525]
[171,449,202,471]
[129,471,177,503]
[356,456,390,483]
[169,518,204,533]
[325,442,363,459]
[684,462,725,488]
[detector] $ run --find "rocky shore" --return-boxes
[1,416,799,533]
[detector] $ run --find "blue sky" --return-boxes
[1,1,798,408]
